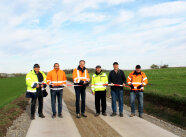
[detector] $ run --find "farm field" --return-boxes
[0,76,26,108]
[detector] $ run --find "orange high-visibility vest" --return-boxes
[73,68,90,83]
[46,69,67,86]
[127,71,148,90]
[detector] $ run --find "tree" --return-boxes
[150,64,159,69]
[160,64,169,68]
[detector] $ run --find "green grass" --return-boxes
[0,76,26,109]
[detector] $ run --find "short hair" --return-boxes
[113,62,119,65]
[33,64,40,68]
[136,65,141,69]
[54,63,59,67]
[79,60,85,64]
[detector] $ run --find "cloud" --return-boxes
[139,1,186,17]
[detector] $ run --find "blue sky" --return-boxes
[0,0,186,73]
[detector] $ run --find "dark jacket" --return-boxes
[108,69,126,91]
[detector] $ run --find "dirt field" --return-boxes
[63,88,121,137]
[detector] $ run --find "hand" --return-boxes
[123,83,126,87]
[129,84,134,89]
[36,84,39,88]
[92,91,95,95]
[52,84,55,87]
[40,85,43,88]
[137,85,143,89]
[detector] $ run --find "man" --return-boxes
[108,62,126,117]
[26,64,47,120]
[73,60,90,118]
[91,65,108,116]
[127,65,148,118]
[46,63,67,118]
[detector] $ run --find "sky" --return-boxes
[0,0,186,73]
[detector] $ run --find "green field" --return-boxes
[0,76,26,108]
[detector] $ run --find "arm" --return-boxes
[86,70,90,82]
[108,71,112,84]
[63,71,67,85]
[122,71,126,84]
[72,69,78,83]
[127,72,132,85]
[91,76,95,94]
[105,74,108,84]
[26,73,37,88]
[142,73,148,86]
[42,72,47,88]
[46,71,52,85]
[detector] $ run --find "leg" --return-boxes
[95,91,100,114]
[31,96,37,115]
[75,87,80,114]
[101,91,106,113]
[50,90,57,115]
[57,89,63,115]
[37,91,43,114]
[137,92,144,116]
[81,87,86,114]
[118,90,124,113]
[111,90,117,113]
[130,92,136,114]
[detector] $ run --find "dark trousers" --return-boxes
[95,91,106,114]
[50,89,63,115]
[31,90,43,115]
[74,86,86,114]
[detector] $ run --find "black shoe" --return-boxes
[130,113,135,117]
[76,114,81,118]
[30,115,35,120]
[110,112,117,117]
[139,114,143,118]
[102,112,107,116]
[119,113,123,117]
[95,113,100,117]
[39,113,45,118]
[52,114,56,118]
[58,114,63,118]
[81,113,87,117]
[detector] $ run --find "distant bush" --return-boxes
[160,64,169,68]
[150,64,159,69]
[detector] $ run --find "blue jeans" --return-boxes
[130,92,143,115]
[111,90,124,113]
[50,89,63,115]
[74,86,86,114]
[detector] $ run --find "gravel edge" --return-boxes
[5,102,31,137]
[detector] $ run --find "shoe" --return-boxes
[58,114,63,118]
[130,113,135,117]
[81,113,87,117]
[110,112,117,117]
[139,114,143,118]
[95,113,100,117]
[39,113,45,118]
[102,112,107,116]
[119,113,123,117]
[30,115,35,120]
[52,114,56,118]
[76,114,81,118]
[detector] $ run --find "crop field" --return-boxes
[0,76,26,108]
